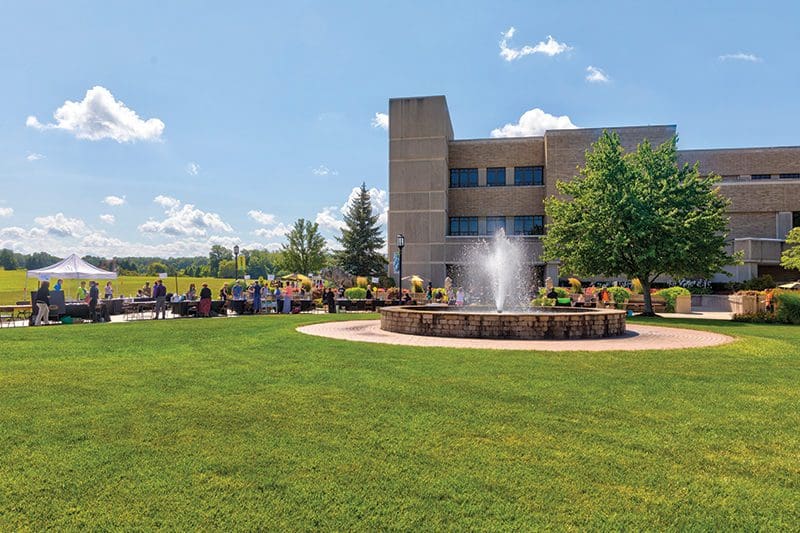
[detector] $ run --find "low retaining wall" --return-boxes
[380,306,627,340]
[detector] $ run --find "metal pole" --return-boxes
[399,247,403,294]
[234,252,238,280]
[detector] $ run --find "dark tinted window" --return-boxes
[450,168,478,187]
[513,215,544,235]
[514,166,543,186]
[751,174,771,180]
[449,217,479,236]
[487,167,506,186]
[779,173,800,180]
[486,216,506,235]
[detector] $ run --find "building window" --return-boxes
[779,173,800,180]
[486,216,506,235]
[751,174,771,180]
[487,167,506,186]
[449,217,478,236]
[513,215,544,236]
[514,166,544,186]
[794,211,800,228]
[450,168,478,187]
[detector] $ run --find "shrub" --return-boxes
[531,287,555,306]
[730,275,777,292]
[606,286,631,305]
[775,292,800,325]
[733,311,780,324]
[567,278,583,294]
[411,276,424,293]
[655,286,691,312]
[356,276,369,288]
[554,287,570,298]
[385,287,399,300]
[344,287,366,300]
[631,278,643,294]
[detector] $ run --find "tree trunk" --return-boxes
[640,278,657,317]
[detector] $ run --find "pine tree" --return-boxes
[336,183,386,276]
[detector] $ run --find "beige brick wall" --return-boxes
[728,213,777,239]
[447,186,545,217]
[719,181,800,213]
[448,138,544,168]
[679,147,800,176]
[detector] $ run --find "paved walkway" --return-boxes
[297,320,734,352]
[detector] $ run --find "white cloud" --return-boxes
[490,108,577,137]
[252,224,291,239]
[26,86,165,143]
[186,162,200,176]
[372,112,389,130]
[153,195,180,209]
[248,210,277,225]
[102,195,126,206]
[315,186,389,234]
[33,212,89,238]
[499,27,572,61]
[315,206,347,233]
[0,207,13,217]
[719,52,762,62]
[312,165,338,176]
[586,65,610,83]
[26,153,45,161]
[139,197,233,237]
[99,214,115,224]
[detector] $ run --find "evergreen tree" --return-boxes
[336,183,386,276]
[281,219,327,274]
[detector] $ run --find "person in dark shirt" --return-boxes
[34,280,51,326]
[365,287,373,300]
[253,281,262,314]
[198,283,213,317]
[88,281,100,322]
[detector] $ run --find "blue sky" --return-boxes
[1,0,798,257]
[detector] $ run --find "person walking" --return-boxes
[33,280,51,326]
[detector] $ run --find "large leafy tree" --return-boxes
[281,218,327,274]
[781,227,800,271]
[208,245,232,278]
[0,248,17,270]
[543,131,739,315]
[336,183,386,276]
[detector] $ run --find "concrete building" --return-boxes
[387,95,800,287]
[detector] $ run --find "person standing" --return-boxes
[198,283,212,317]
[104,281,113,299]
[426,282,433,303]
[76,281,88,301]
[53,279,63,292]
[326,288,337,314]
[253,281,262,314]
[154,280,167,319]
[33,280,51,326]
[142,281,152,298]
[88,281,100,322]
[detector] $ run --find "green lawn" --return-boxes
[1,315,798,529]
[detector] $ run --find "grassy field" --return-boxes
[1,315,798,529]
[0,269,237,304]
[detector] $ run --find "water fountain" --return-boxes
[379,229,626,339]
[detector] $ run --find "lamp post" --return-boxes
[233,244,240,280]
[396,234,405,293]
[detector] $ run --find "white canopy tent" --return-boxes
[26,253,117,282]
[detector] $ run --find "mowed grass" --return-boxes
[0,269,237,304]
[1,315,798,529]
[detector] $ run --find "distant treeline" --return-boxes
[0,246,294,279]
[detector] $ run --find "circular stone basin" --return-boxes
[379,305,627,340]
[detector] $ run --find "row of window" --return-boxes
[450,166,544,188]
[449,216,545,236]
[752,173,800,180]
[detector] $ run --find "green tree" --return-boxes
[336,183,387,276]
[281,218,327,274]
[0,248,17,270]
[543,131,738,315]
[209,245,232,278]
[781,227,800,271]
[217,259,236,278]
[146,261,171,276]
